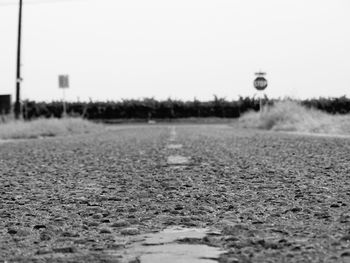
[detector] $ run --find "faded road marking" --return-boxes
[170,126,176,136]
[167,155,190,165]
[168,126,177,141]
[166,144,183,149]
[114,227,225,263]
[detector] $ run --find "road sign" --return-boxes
[58,75,69,117]
[254,76,268,91]
[59,75,69,89]
[254,72,268,116]
[0,95,11,114]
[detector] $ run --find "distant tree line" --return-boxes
[20,96,350,120]
[301,96,350,114]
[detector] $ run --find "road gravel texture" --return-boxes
[1,124,350,262]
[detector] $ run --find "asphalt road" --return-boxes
[1,124,350,263]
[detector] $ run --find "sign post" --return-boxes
[58,75,69,117]
[0,95,11,122]
[253,72,268,116]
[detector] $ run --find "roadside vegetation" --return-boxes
[21,97,264,120]
[239,100,350,135]
[20,96,350,120]
[2,96,350,139]
[0,118,103,140]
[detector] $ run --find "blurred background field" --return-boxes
[0,118,103,140]
[2,96,350,139]
[239,100,350,135]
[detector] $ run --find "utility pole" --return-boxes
[15,0,23,119]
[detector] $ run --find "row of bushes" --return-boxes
[21,96,266,120]
[302,96,350,114]
[19,96,350,120]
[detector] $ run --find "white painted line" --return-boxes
[169,127,177,140]
[116,227,225,263]
[170,126,176,135]
[167,155,190,165]
[166,144,183,149]
[168,137,177,142]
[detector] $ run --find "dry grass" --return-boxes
[239,100,350,135]
[0,118,104,140]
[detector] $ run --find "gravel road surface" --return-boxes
[1,124,350,263]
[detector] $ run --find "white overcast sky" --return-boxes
[0,0,349,102]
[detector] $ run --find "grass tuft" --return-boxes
[0,118,103,140]
[239,100,350,135]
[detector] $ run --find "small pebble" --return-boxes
[7,228,17,235]
[341,235,350,242]
[111,219,130,228]
[40,231,53,241]
[16,229,31,236]
[174,204,184,210]
[129,258,141,263]
[102,211,110,217]
[87,221,99,227]
[61,231,80,238]
[100,228,112,234]
[290,207,302,213]
[33,225,46,230]
[92,213,103,219]
[35,249,52,255]
[120,227,140,236]
[341,251,350,257]
[52,247,77,253]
